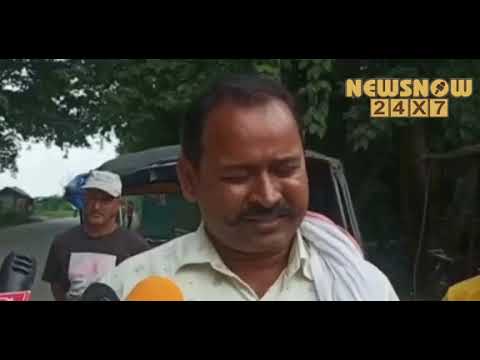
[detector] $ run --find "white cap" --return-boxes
[82,171,122,198]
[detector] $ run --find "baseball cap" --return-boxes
[82,171,122,198]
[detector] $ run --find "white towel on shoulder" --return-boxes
[301,212,399,301]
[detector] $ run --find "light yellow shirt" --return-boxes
[101,224,317,301]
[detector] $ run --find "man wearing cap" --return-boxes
[43,171,150,301]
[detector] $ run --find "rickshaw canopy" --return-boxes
[97,145,181,189]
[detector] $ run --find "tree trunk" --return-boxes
[398,122,428,264]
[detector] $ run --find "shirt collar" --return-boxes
[286,230,313,281]
[176,223,313,281]
[175,223,224,270]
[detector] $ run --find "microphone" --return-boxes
[0,252,36,301]
[127,276,184,301]
[81,283,120,301]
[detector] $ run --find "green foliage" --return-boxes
[0,59,337,166]
[34,209,74,219]
[4,58,480,268]
[0,211,29,228]
[110,59,335,152]
[338,59,480,153]
[34,196,72,212]
[3,58,480,178]
[0,59,117,171]
[104,59,259,153]
[297,60,333,139]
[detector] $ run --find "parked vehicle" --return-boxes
[67,145,363,249]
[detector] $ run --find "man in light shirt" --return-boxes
[101,74,398,301]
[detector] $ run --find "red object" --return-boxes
[0,291,32,301]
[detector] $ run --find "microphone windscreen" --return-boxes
[0,252,36,293]
[126,276,184,301]
[81,282,120,301]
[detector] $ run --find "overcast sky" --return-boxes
[0,137,119,198]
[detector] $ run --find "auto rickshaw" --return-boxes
[67,145,363,250]
[97,145,363,248]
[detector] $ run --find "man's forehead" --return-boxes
[205,98,296,128]
[203,101,301,146]
[85,189,117,199]
[201,100,303,163]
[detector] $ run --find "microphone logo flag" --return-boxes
[0,291,32,301]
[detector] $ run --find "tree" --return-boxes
[4,58,480,268]
[0,59,121,171]
[0,59,334,167]
[335,60,480,278]
[91,59,334,154]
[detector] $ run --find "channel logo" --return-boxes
[345,79,473,118]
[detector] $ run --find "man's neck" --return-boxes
[84,222,118,238]
[208,233,294,298]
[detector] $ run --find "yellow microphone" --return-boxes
[126,276,184,301]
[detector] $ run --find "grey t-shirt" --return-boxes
[42,226,150,300]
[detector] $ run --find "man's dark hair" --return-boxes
[181,74,304,166]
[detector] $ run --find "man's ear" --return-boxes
[177,156,199,203]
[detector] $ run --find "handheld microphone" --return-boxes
[81,283,120,301]
[126,276,184,301]
[0,252,36,301]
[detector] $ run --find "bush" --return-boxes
[0,211,29,228]
[34,196,72,212]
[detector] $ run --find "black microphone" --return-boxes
[0,252,36,293]
[81,283,120,301]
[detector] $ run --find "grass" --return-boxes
[33,210,75,219]
[0,212,31,228]
[0,209,75,229]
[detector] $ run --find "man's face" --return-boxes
[180,99,309,254]
[84,189,120,227]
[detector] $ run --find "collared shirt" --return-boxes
[101,224,317,301]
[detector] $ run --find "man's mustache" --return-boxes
[237,203,294,222]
